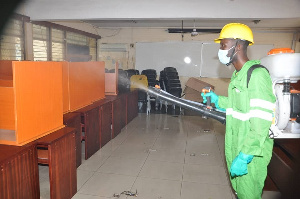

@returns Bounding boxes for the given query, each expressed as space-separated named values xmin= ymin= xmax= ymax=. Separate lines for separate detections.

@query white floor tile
xmin=139 ymin=160 xmax=184 ymax=181
xmin=183 ymin=164 xmax=229 ymax=185
xmin=78 ymin=173 xmax=136 ymax=197
xmin=94 ymin=141 xmax=115 ymax=157
xmin=153 ymin=136 xmax=187 ymax=150
xmin=77 ymin=169 xmax=94 ymax=190
xmin=181 ymin=181 xmax=234 ymax=199
xmin=72 ymin=193 xmax=114 ymax=199
xmin=111 ymin=143 xmax=150 ymax=161
xmin=131 ymin=177 xmax=182 ymax=199
xmin=122 ymin=133 xmax=158 ymax=147
xmin=185 ymin=140 xmax=224 ymax=166
xmin=78 ymin=153 xmax=110 ymax=171
xmin=147 ymin=148 xmax=185 ymax=163
xmin=97 ymin=156 xmax=146 ymax=176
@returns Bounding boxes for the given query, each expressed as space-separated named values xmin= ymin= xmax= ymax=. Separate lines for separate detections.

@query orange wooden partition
xmin=0 ymin=60 xmax=13 ymax=80
xmin=62 ymin=61 xmax=70 ymax=113
xmin=68 ymin=61 xmax=105 ymax=111
xmin=105 ymin=62 xmax=118 ymax=95
xmin=0 ymin=61 xmax=64 ymax=146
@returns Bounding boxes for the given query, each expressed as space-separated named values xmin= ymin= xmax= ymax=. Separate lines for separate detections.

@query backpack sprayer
xmin=261 ymin=49 xmax=300 ymax=138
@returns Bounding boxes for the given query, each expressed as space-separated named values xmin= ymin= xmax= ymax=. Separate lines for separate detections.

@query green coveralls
xmin=218 ymin=60 xmax=276 ymax=199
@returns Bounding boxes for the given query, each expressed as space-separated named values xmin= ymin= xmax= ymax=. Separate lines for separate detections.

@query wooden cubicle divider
xmin=0 ymin=60 xmax=13 ymax=87
xmin=0 ymin=61 xmax=64 ymax=146
xmin=105 ymin=62 xmax=118 ymax=95
xmin=62 ymin=61 xmax=70 ymax=113
xmin=0 ymin=60 xmax=13 ymax=79
xmin=68 ymin=61 xmax=105 ymax=111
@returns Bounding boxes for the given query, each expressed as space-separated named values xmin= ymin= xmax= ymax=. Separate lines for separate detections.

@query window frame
xmin=0 ymin=14 xmax=29 ymax=60
xmin=32 ymin=21 xmax=100 ymax=61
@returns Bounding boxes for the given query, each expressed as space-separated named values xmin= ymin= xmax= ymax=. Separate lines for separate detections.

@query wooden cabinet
xmin=75 ymin=105 xmax=100 ymax=160
xmin=127 ymin=90 xmax=138 ymax=124
xmin=0 ymin=143 xmax=39 ymax=199
xmin=37 ymin=127 xmax=77 ymax=199
xmin=100 ymin=101 xmax=112 ymax=147
xmin=63 ymin=112 xmax=82 ymax=167
xmin=110 ymin=96 xmax=123 ymax=138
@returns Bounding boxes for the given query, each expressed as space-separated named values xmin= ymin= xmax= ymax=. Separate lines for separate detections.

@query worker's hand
xmin=201 ymin=91 xmax=225 ymax=111
xmin=201 ymin=91 xmax=219 ymax=104
xmin=230 ymin=152 xmax=254 ymax=177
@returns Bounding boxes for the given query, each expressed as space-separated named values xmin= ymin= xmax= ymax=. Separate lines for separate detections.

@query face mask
xmin=218 ymin=46 xmax=235 ymax=65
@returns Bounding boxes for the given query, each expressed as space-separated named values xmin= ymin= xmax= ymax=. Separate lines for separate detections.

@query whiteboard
xmin=136 ymin=42 xmax=274 ymax=78
xmin=136 ymin=42 xmax=202 ymax=77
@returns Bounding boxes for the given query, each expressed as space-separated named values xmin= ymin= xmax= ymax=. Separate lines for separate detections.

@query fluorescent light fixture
xmin=184 ymin=57 xmax=191 ymax=64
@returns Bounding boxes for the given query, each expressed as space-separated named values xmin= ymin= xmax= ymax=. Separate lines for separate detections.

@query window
xmin=33 ymin=24 xmax=49 ymax=61
xmin=66 ymin=32 xmax=97 ymax=61
xmin=51 ymin=28 xmax=65 ymax=61
xmin=0 ymin=18 xmax=24 ymax=60
xmin=89 ymin=38 xmax=97 ymax=61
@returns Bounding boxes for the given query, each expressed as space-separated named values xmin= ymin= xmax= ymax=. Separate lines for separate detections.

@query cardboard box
xmin=183 ymin=78 xmax=215 ymax=116
xmin=184 ymin=78 xmax=214 ymax=102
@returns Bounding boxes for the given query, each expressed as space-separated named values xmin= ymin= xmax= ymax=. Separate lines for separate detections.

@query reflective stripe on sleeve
xmin=227 ymin=108 xmax=273 ymax=121
xmin=250 ymin=99 xmax=275 ymax=111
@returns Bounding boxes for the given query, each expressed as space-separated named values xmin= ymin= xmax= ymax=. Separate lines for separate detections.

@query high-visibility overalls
xmin=218 ymin=60 xmax=276 ymax=199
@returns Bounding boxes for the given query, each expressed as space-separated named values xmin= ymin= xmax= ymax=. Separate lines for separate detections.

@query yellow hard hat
xmin=215 ymin=23 xmax=254 ymax=45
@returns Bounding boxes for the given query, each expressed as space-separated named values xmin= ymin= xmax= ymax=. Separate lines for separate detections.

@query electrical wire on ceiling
xmin=81 ymin=20 xmax=122 ymax=38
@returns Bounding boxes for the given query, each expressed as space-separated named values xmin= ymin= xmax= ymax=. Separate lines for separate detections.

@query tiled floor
xmin=39 ymin=113 xmax=281 ymax=199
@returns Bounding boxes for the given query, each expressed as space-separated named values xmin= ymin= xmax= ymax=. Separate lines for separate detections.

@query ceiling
xmin=84 ymin=19 xmax=300 ymax=30
xmin=19 ymin=0 xmax=300 ymax=31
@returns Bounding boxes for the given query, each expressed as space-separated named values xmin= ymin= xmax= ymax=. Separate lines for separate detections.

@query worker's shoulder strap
xmin=247 ymin=64 xmax=269 ymax=88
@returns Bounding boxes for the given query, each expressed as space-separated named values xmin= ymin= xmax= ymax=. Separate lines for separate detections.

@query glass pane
xmin=52 ymin=42 xmax=64 ymax=61
xmin=0 ymin=19 xmax=24 ymax=60
xmin=52 ymin=28 xmax=64 ymax=42
xmin=51 ymin=28 xmax=65 ymax=61
xmin=89 ymin=38 xmax=96 ymax=61
xmin=33 ymin=39 xmax=48 ymax=61
xmin=33 ymin=24 xmax=49 ymax=61
xmin=33 ymin=24 xmax=49 ymax=40
xmin=66 ymin=32 xmax=88 ymax=46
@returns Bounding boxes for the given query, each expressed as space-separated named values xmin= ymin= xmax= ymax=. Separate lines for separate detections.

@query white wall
xmin=51 ymin=21 xmax=300 ymax=69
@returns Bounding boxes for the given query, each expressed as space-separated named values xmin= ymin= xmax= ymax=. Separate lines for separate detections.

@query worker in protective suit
xmin=201 ymin=23 xmax=276 ymax=199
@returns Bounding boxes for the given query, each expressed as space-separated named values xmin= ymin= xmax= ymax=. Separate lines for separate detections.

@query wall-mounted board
xmin=136 ymin=41 xmax=274 ymax=78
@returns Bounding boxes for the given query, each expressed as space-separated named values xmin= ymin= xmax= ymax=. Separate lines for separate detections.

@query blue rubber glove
xmin=201 ymin=91 xmax=219 ymax=104
xmin=201 ymin=91 xmax=225 ymax=111
xmin=230 ymin=152 xmax=254 ymax=177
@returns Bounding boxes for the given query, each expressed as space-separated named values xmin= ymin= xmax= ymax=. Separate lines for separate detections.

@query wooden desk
xmin=100 ymin=101 xmax=112 ymax=147
xmin=37 ymin=127 xmax=77 ymax=199
xmin=92 ymin=98 xmax=113 ymax=148
xmin=127 ymin=90 xmax=138 ymax=124
xmin=106 ymin=91 xmax=138 ymax=138
xmin=74 ymin=105 xmax=100 ymax=159
xmin=106 ymin=95 xmax=123 ymax=138
xmin=63 ymin=112 xmax=82 ymax=167
xmin=0 ymin=143 xmax=39 ymax=199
